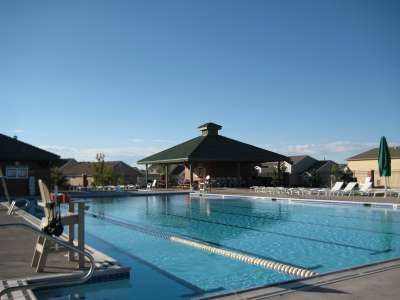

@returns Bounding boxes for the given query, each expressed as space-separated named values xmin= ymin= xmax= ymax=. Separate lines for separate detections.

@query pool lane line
xmin=86 ymin=211 xmax=311 ymax=269
xmin=190 ymin=195 xmax=400 ymax=224
xmin=153 ymin=198 xmax=400 ymax=237
xmin=156 ymin=211 xmax=390 ymax=254
xmin=86 ymin=212 xmax=318 ymax=278
xmin=105 ymin=204 xmax=389 ymax=254
xmin=198 ymin=198 xmax=400 ymax=232
xmin=188 ymin=203 xmax=400 ymax=236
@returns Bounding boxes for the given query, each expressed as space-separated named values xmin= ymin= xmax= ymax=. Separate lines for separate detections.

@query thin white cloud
xmin=13 ymin=129 xmax=25 ymax=133
xmin=266 ymin=140 xmax=399 ymax=162
xmin=40 ymin=145 xmax=164 ymax=164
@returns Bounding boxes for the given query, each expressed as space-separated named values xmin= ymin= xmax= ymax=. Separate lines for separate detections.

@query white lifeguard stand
xmin=31 ymin=180 xmax=86 ymax=272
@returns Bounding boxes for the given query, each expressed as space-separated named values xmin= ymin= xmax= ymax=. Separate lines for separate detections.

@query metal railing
xmin=0 ymin=223 xmax=95 ymax=298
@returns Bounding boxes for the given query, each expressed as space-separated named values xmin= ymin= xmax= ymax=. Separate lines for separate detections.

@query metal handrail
xmin=0 ymin=223 xmax=96 ymax=297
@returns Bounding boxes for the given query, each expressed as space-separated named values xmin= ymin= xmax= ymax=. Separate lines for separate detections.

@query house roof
xmin=309 ymin=160 xmax=334 ymax=171
xmin=55 ymin=158 xmax=77 ymax=168
xmin=289 ymin=155 xmax=309 ymax=164
xmin=61 ymin=161 xmax=142 ymax=177
xmin=347 ymin=147 xmax=400 ymax=161
xmin=0 ymin=133 xmax=60 ymax=161
xmin=301 ymin=160 xmax=337 ymax=175
xmin=138 ymin=134 xmax=288 ymax=164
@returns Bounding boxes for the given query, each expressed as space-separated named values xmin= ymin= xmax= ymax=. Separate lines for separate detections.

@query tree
xmin=330 ymin=164 xmax=339 ymax=188
xmin=92 ymin=153 xmax=122 ymax=186
xmin=330 ymin=164 xmax=354 ymax=185
xmin=339 ymin=166 xmax=354 ymax=184
xmin=309 ymin=169 xmax=321 ymax=187
xmin=271 ymin=162 xmax=288 ymax=186
xmin=50 ymin=167 xmax=67 ymax=189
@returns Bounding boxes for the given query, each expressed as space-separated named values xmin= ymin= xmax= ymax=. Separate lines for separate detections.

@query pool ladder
xmin=0 ymin=223 xmax=96 ymax=299
xmin=7 ymin=199 xmax=31 ymax=216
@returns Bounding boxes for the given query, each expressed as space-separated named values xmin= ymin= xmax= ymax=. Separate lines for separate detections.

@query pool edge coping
xmin=197 ymin=257 xmax=400 ymax=300
xmin=190 ymin=192 xmax=399 ymax=209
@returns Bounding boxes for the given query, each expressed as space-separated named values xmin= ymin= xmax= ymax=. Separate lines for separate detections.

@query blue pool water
xmin=36 ymin=194 xmax=400 ymax=299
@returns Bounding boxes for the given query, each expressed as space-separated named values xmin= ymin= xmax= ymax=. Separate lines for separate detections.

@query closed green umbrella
xmin=378 ymin=136 xmax=391 ymax=196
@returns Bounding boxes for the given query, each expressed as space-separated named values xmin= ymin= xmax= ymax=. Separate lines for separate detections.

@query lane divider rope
xmin=87 ymin=212 xmax=318 ymax=278
xmin=169 ymin=236 xmax=318 ymax=278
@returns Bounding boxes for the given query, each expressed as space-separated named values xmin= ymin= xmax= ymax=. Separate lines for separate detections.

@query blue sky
xmin=1 ymin=0 xmax=399 ymax=166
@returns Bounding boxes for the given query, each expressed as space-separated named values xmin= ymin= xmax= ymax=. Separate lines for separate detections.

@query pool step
xmin=0 ymin=280 xmax=36 ymax=300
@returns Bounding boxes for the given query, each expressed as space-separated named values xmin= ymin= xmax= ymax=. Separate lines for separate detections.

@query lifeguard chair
xmin=31 ymin=180 xmax=86 ymax=272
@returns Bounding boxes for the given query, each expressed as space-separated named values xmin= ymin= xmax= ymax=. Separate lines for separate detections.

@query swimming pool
xmin=36 ymin=194 xmax=400 ymax=299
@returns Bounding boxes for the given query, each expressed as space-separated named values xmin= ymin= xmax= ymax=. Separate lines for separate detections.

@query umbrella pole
xmin=384 ymin=177 xmax=387 ymax=198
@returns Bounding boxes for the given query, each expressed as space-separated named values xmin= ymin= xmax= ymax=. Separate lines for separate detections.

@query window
xmin=6 ymin=166 xmax=29 ymax=178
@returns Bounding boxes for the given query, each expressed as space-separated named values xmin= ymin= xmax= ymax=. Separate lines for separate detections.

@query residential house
xmin=289 ymin=155 xmax=338 ymax=187
xmin=61 ymin=161 xmax=143 ymax=187
xmin=347 ymin=147 xmax=400 ymax=188
xmin=0 ymin=133 xmax=60 ymax=197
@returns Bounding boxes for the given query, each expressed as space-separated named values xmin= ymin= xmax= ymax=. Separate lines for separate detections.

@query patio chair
xmin=339 ymin=182 xmax=358 ymax=198
xmin=316 ymin=182 xmax=344 ymax=196
xmin=298 ymin=188 xmax=319 ymax=196
xmin=147 ymin=179 xmax=157 ymax=190
xmin=385 ymin=189 xmax=400 ymax=198
xmin=357 ymin=181 xmax=373 ymax=196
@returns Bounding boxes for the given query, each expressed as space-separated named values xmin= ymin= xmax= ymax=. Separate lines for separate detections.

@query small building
xmin=138 ymin=122 xmax=289 ymax=188
xmin=300 ymin=160 xmax=338 ymax=187
xmin=60 ymin=160 xmax=143 ymax=187
xmin=0 ymin=133 xmax=60 ymax=197
xmin=347 ymin=147 xmax=400 ymax=188
xmin=259 ymin=155 xmax=338 ymax=187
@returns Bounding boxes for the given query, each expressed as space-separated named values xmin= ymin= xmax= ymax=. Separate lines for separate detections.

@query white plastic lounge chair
xmin=359 ymin=177 xmax=371 ymax=190
xmin=250 ymin=186 xmax=261 ymax=192
xmin=317 ymin=182 xmax=344 ymax=196
xmin=339 ymin=182 xmax=358 ymax=198
xmin=147 ymin=180 xmax=157 ymax=190
xmin=357 ymin=181 xmax=373 ymax=196
xmin=372 ymin=189 xmax=386 ymax=197
xmin=303 ymin=188 xmax=320 ymax=196
xmin=385 ymin=189 xmax=400 ymax=198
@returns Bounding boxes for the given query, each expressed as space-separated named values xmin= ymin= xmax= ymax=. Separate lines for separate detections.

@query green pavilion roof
xmin=138 ymin=124 xmax=288 ymax=164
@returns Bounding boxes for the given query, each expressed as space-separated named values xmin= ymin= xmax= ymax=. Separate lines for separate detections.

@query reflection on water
xmin=99 ymin=194 xmax=291 ymax=243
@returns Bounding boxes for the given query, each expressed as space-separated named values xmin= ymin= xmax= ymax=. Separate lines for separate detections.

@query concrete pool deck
xmin=0 ymin=203 xmax=130 ymax=300
xmin=205 ymin=258 xmax=400 ymax=300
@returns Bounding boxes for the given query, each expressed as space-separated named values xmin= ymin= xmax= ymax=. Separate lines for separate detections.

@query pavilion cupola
xmin=198 ymin=122 xmax=222 ymax=136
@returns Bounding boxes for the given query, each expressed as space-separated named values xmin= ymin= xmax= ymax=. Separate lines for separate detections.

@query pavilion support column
xmin=237 ymin=162 xmax=241 ymax=187
xmin=165 ymin=164 xmax=168 ymax=190
xmin=145 ymin=164 xmax=148 ymax=185
xmin=189 ymin=163 xmax=193 ymax=190
xmin=277 ymin=161 xmax=282 ymax=186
